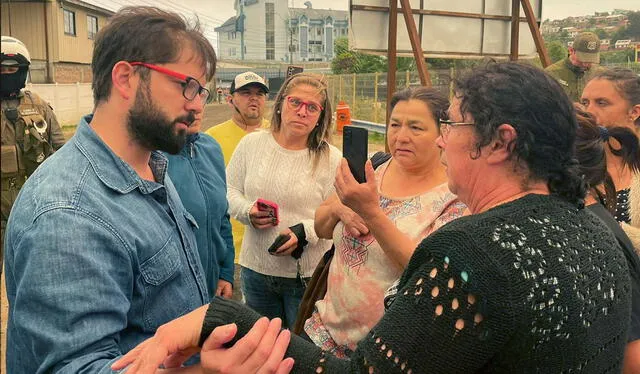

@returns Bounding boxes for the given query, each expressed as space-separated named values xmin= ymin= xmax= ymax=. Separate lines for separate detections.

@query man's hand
xmin=110 ymin=305 xmax=208 ymax=373
xmin=216 ymin=280 xmax=233 ymax=299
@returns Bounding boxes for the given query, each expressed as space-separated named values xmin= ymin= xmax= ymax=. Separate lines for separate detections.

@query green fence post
xmin=374 ymin=72 xmax=379 ymax=123
xmin=352 ymin=73 xmax=356 ymax=116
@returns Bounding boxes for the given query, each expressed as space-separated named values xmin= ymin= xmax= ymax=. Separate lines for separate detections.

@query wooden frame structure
xmin=352 ymin=0 xmax=549 ymax=123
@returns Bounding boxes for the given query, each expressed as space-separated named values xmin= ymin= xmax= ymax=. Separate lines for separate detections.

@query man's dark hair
xmin=454 ymin=61 xmax=586 ymax=206
xmin=389 ymin=87 xmax=449 ymax=130
xmin=91 ymin=6 xmax=217 ymax=106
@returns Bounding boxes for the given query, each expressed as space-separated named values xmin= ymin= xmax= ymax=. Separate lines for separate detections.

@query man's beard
xmin=127 ymin=82 xmax=195 ymax=155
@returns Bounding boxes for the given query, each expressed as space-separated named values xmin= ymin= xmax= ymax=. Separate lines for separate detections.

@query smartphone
xmin=267 ymin=233 xmax=291 ymax=254
xmin=257 ymin=198 xmax=279 ymax=225
xmin=286 ymin=65 xmax=304 ymax=78
xmin=343 ymin=126 xmax=368 ymax=183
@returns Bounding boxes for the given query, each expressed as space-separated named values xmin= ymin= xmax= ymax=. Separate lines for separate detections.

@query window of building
xmin=266 ymin=50 xmax=275 ymax=60
xmin=87 ymin=15 xmax=98 ymax=40
xmin=64 ymin=9 xmax=76 ymax=36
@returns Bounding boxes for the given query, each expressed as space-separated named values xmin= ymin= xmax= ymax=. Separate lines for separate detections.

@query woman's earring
xmin=276 ymin=110 xmax=281 ymax=114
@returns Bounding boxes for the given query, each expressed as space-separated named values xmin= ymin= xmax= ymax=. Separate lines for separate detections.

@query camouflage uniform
xmin=1 ymin=89 xmax=65 ymax=267
xmin=545 ymin=58 xmax=606 ymax=102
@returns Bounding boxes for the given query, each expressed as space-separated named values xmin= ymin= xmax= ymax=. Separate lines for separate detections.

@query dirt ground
xmin=0 ymin=102 xmax=386 ymax=373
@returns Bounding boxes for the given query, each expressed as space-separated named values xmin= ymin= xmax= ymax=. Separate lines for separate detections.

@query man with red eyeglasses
xmin=2 ymin=6 xmax=271 ymax=374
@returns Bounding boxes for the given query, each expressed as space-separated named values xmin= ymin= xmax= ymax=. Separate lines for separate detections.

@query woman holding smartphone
xmin=224 ymin=73 xmax=341 ymax=329
xmin=304 ymin=87 xmax=467 ymax=357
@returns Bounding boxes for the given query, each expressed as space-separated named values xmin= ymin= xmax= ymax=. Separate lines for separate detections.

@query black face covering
xmin=0 ymin=67 xmax=28 ymax=97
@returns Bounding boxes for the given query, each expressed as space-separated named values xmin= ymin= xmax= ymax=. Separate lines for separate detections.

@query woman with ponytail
xmin=574 ymin=106 xmax=640 ymax=373
xmin=581 ymin=68 xmax=640 ymax=250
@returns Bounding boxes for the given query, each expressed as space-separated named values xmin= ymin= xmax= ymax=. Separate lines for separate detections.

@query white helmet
xmin=1 ymin=36 xmax=31 ymax=67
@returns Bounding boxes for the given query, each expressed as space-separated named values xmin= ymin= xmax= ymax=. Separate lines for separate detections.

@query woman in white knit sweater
xmin=225 ymin=73 xmax=341 ymax=329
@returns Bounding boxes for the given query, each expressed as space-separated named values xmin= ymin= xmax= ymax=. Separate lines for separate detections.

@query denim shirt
xmin=4 ymin=115 xmax=209 ymax=374
xmin=165 ymin=133 xmax=235 ymax=296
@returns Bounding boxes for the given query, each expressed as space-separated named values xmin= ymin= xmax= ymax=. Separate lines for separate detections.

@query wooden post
xmin=374 ymin=71 xmax=379 ymax=123
xmin=521 ymin=0 xmax=551 ymax=67
xmin=385 ymin=0 xmax=398 ymax=152
xmin=386 ymin=0 xmax=397 ymax=126
xmin=510 ymin=0 xmax=520 ymax=61
xmin=339 ymin=75 xmax=343 ymax=100
xmin=399 ymin=0 xmax=431 ymax=86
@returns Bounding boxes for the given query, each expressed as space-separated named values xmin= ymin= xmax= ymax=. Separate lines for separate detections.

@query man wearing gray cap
xmin=546 ymin=32 xmax=606 ymax=101
xmin=205 ymin=71 xmax=269 ymax=299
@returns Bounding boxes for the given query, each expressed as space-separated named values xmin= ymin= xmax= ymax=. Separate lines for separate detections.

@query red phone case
xmin=257 ymin=198 xmax=279 ymax=225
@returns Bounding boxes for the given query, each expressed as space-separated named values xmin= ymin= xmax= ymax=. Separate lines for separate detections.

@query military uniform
xmin=1 ymin=89 xmax=65 ymax=262
xmin=545 ymin=58 xmax=606 ymax=102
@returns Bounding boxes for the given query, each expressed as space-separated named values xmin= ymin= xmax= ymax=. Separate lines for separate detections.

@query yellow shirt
xmin=206 ymin=118 xmax=270 ymax=262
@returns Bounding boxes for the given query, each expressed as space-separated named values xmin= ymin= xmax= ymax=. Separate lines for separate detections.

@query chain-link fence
xmin=326 ymin=63 xmax=640 ymax=123
xmin=326 ymin=68 xmax=468 ymax=123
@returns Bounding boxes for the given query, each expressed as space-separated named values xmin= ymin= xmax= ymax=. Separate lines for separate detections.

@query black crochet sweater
xmin=203 ymin=194 xmax=631 ymax=373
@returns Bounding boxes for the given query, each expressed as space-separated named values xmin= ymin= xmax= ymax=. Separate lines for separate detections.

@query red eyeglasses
xmin=129 ymin=62 xmax=211 ymax=104
xmin=285 ymin=96 xmax=323 ymax=115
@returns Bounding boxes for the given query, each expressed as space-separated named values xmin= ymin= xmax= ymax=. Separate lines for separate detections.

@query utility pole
xmin=238 ymin=0 xmax=245 ymax=60
xmin=289 ymin=21 xmax=294 ymax=63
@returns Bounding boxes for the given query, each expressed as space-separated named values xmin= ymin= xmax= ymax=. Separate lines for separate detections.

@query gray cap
xmin=230 ymin=71 xmax=268 ymax=93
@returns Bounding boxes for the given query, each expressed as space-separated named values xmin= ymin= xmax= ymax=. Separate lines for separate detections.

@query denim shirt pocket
xmin=139 ymin=234 xmax=189 ymax=329
xmin=140 ymin=236 xmax=181 ymax=285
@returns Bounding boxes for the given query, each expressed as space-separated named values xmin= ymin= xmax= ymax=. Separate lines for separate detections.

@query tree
xmin=594 ymin=28 xmax=609 ymax=40
xmin=331 ymin=37 xmax=408 ymax=74
xmin=396 ymin=57 xmax=416 ymax=71
xmin=611 ymin=26 xmax=628 ymax=44
xmin=600 ymin=49 xmax=635 ymax=64
xmin=545 ymin=40 xmax=567 ymax=63
xmin=626 ymin=11 xmax=640 ymax=39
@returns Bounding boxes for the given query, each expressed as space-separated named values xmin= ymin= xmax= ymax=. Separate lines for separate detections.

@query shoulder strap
xmin=370 ymin=151 xmax=391 ymax=169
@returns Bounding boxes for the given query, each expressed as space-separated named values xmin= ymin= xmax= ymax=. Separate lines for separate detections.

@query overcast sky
xmin=87 ymin=0 xmax=640 ymax=52
xmin=205 ymin=0 xmax=640 ymax=24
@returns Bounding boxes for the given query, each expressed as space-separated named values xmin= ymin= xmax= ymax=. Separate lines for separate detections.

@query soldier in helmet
xmin=1 ymin=36 xmax=65 ymax=271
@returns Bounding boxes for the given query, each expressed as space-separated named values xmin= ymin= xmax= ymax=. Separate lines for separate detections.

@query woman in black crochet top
xmin=113 ymin=62 xmax=632 ymax=374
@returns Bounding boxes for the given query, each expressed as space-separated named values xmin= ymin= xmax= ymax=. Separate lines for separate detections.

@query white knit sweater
xmin=226 ymin=130 xmax=342 ymax=278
